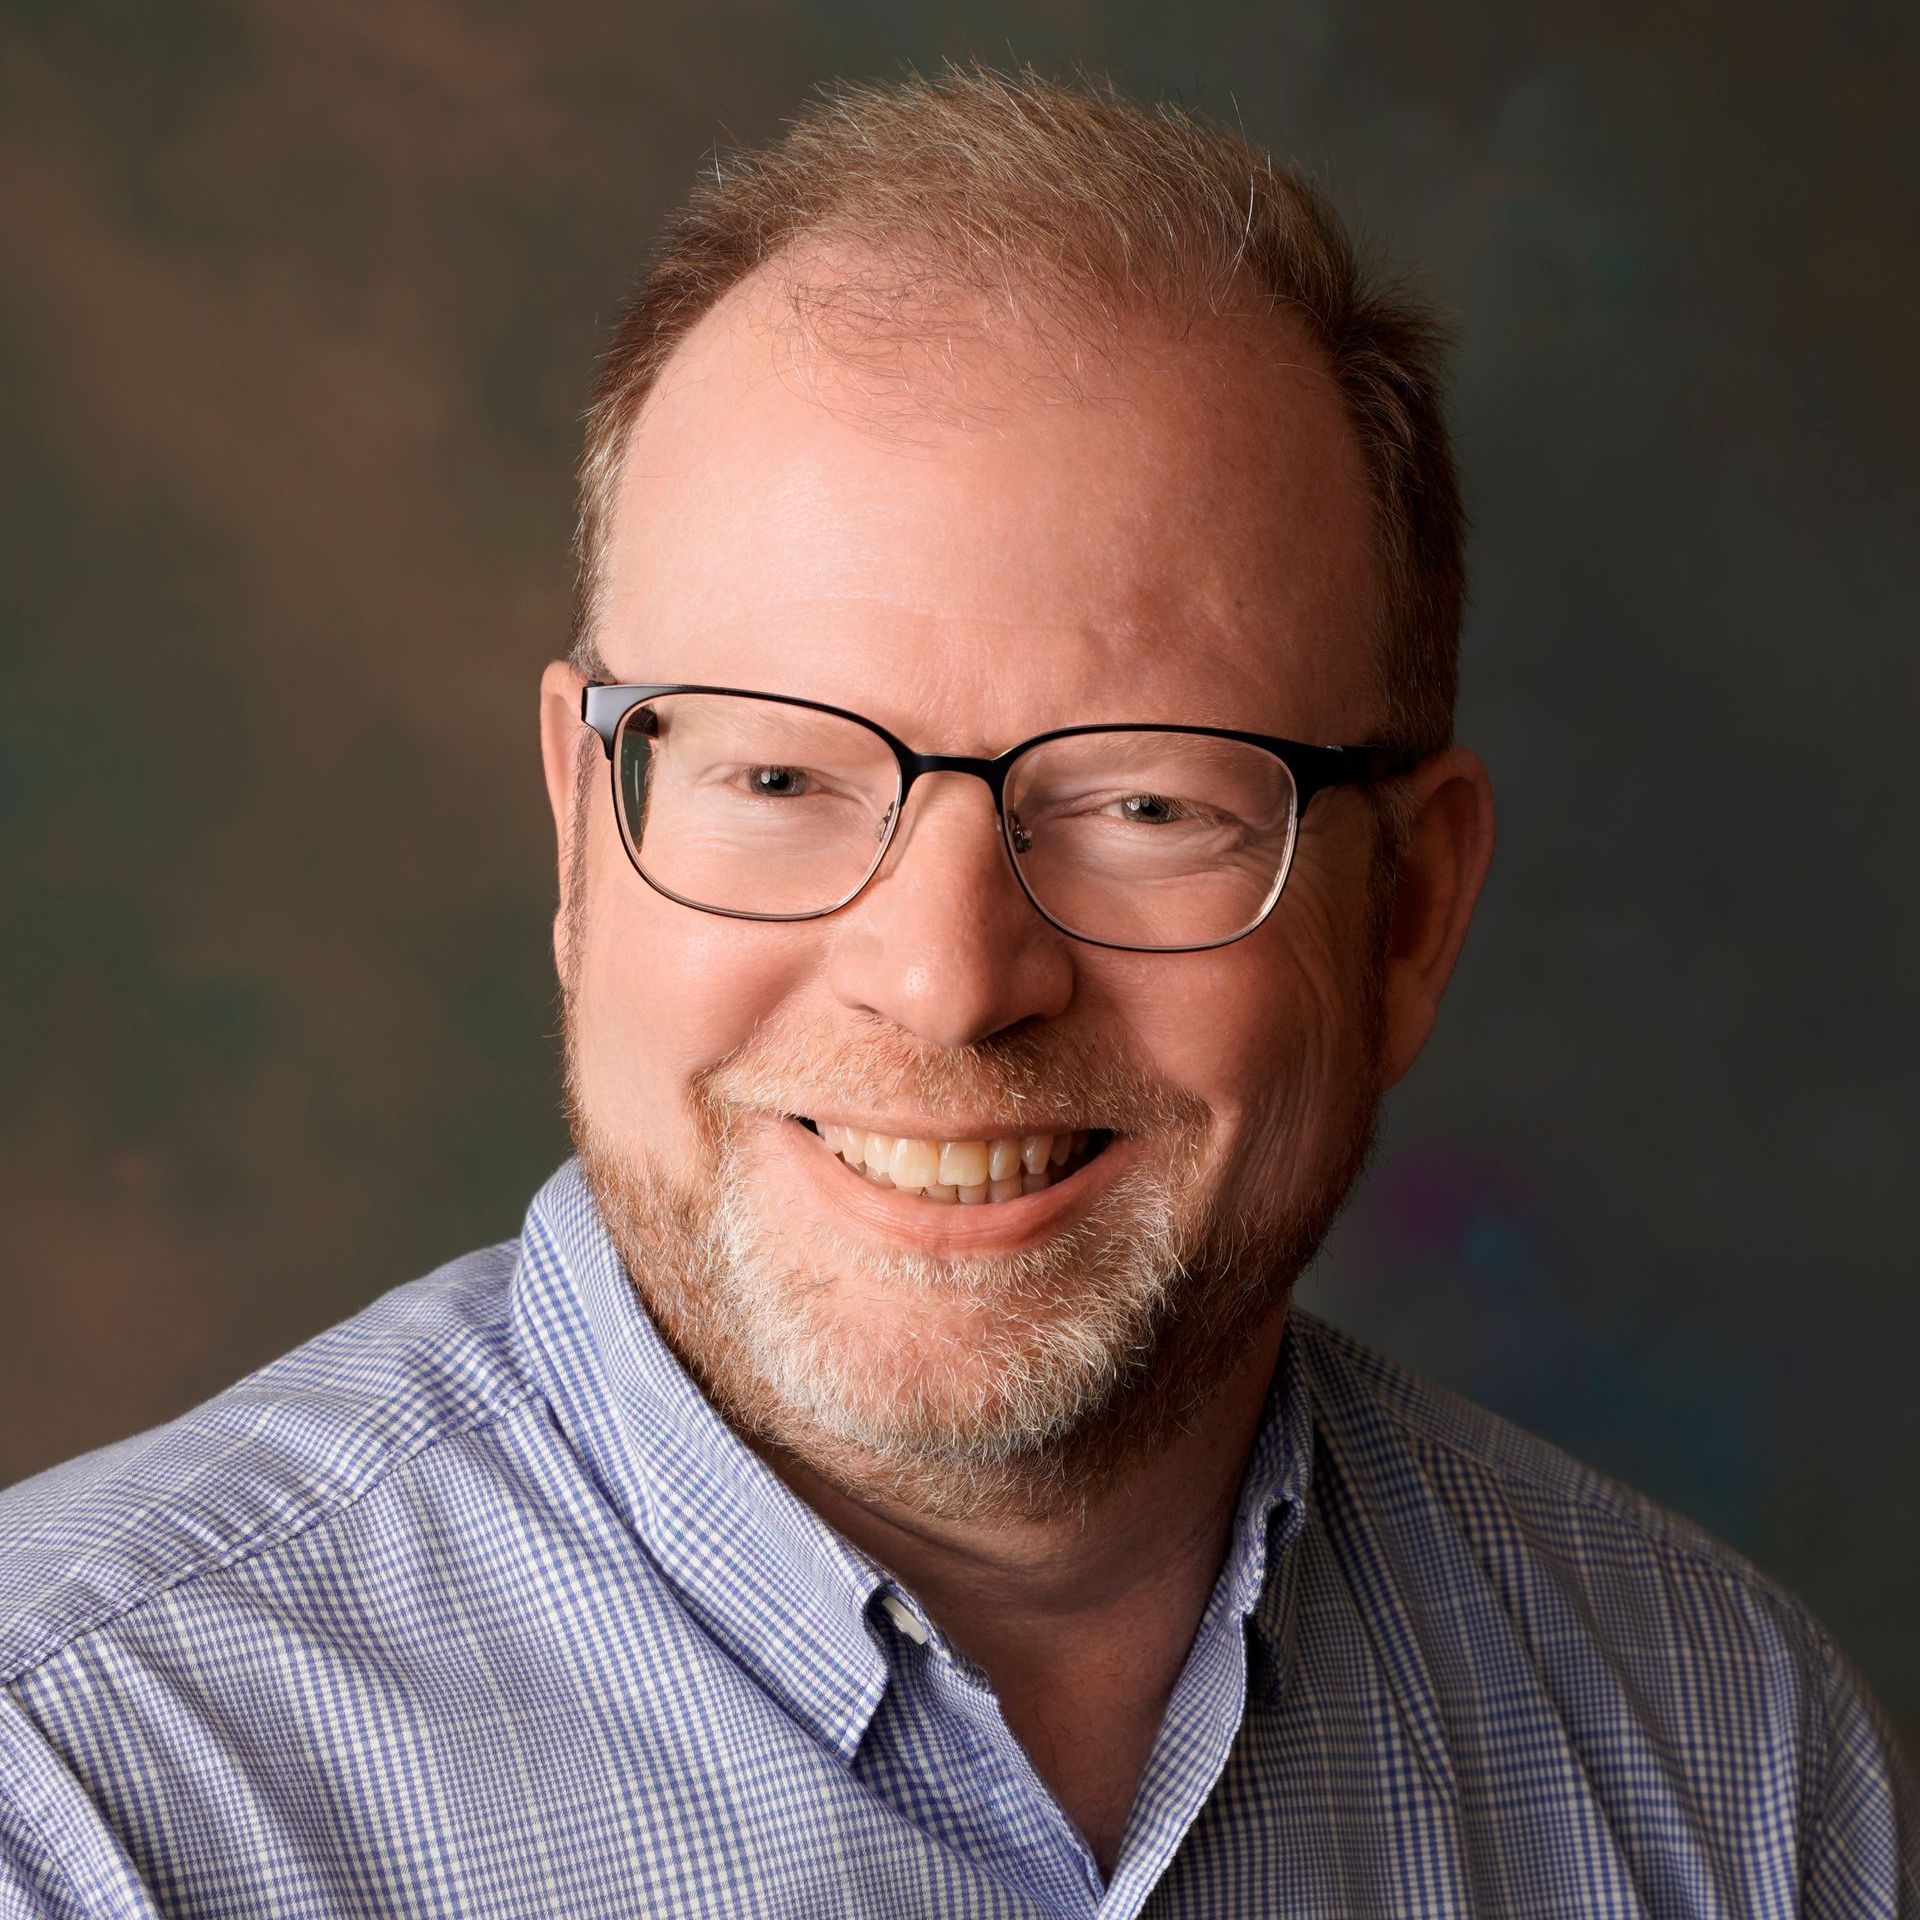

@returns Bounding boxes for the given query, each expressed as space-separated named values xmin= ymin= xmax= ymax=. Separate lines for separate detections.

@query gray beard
xmin=562 ymin=1001 xmax=1386 ymax=1528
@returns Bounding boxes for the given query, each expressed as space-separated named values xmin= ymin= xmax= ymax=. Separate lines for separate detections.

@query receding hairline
xmin=568 ymin=59 xmax=1463 ymax=763
xmin=593 ymin=235 xmax=1372 ymax=628
xmin=637 ymin=223 xmax=1344 ymax=432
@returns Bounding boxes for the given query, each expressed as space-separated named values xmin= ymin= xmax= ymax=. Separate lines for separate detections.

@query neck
xmin=765 ymin=1307 xmax=1286 ymax=1625
xmin=755 ymin=1303 xmax=1291 ymax=1876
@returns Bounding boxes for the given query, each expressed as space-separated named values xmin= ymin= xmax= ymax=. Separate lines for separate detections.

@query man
xmin=1 ymin=58 xmax=1912 ymax=1919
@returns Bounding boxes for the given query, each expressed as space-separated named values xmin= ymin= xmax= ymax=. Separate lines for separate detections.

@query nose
xmin=825 ymin=772 xmax=1074 ymax=1049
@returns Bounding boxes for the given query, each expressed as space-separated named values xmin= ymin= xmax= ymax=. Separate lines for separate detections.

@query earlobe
xmin=1378 ymin=747 xmax=1496 ymax=1089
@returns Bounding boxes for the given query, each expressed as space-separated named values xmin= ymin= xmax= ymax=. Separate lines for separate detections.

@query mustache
xmin=694 ymin=1008 xmax=1207 ymax=1137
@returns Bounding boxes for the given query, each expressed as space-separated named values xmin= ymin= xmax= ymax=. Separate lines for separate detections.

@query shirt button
xmin=878 ymin=1592 xmax=930 ymax=1644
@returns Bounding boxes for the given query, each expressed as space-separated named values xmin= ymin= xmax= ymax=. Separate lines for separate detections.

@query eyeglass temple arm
xmin=582 ymin=683 xmax=680 ymax=756
xmin=1290 ymin=744 xmax=1420 ymax=810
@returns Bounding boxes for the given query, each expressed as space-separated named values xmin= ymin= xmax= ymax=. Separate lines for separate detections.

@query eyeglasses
xmin=581 ymin=682 xmax=1414 ymax=954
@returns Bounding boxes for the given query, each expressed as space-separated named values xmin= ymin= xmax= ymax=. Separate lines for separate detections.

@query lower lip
xmin=766 ymin=1117 xmax=1133 ymax=1252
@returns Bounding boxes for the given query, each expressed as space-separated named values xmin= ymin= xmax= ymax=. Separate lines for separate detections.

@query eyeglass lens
xmin=615 ymin=692 xmax=1300 ymax=950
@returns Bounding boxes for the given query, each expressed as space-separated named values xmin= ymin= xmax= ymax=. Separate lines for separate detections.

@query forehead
xmin=594 ymin=263 xmax=1382 ymax=751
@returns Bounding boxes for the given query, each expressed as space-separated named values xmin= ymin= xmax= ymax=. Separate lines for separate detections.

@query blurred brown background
xmin=1 ymin=1 xmax=1914 ymax=1756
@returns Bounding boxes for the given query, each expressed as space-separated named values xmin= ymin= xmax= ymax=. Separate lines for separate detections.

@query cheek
xmin=571 ymin=859 xmax=814 ymax=1171
xmin=1118 ymin=954 xmax=1316 ymax=1123
xmin=1094 ymin=858 xmax=1373 ymax=1158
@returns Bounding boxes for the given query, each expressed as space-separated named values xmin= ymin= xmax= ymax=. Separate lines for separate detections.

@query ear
xmin=539 ymin=658 xmax=591 ymax=977
xmin=1377 ymin=746 xmax=1496 ymax=1089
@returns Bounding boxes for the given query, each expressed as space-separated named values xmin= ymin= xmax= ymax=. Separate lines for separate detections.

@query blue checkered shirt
xmin=1 ymin=1157 xmax=1914 ymax=1916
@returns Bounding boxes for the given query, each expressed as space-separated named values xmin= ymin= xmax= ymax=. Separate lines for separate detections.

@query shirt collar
xmin=1234 ymin=1312 xmax=1317 ymax=1703
xmin=509 ymin=1157 xmax=892 ymax=1763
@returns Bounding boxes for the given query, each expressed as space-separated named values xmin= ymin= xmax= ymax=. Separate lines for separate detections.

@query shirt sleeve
xmin=0 ymin=1692 xmax=161 ymax=1920
xmin=1801 ymin=1629 xmax=1920 ymax=1918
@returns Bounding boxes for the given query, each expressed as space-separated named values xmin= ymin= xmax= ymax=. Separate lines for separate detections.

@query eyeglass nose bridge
xmin=895 ymin=747 xmax=1018 ymax=796
xmin=876 ymin=748 xmax=1028 ymax=878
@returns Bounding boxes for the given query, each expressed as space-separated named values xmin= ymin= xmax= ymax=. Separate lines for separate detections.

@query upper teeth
xmin=814 ymin=1124 xmax=1092 ymax=1204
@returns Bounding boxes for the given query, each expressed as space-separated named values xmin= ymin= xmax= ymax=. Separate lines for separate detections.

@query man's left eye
xmin=746 ymin=766 xmax=810 ymax=797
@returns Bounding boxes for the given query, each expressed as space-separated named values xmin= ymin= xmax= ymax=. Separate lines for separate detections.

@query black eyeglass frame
xmin=581 ymin=680 xmax=1417 ymax=954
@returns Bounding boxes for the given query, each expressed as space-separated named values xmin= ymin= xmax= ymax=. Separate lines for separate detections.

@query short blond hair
xmin=570 ymin=57 xmax=1464 ymax=761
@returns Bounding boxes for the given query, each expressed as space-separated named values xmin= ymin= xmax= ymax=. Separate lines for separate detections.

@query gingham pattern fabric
xmin=1 ymin=1158 xmax=1913 ymax=1917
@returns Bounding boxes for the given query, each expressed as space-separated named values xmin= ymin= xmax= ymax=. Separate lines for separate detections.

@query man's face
xmin=543 ymin=274 xmax=1396 ymax=1520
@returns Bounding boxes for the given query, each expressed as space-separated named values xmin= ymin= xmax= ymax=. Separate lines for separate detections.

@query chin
xmin=579 ymin=1110 xmax=1289 ymax=1521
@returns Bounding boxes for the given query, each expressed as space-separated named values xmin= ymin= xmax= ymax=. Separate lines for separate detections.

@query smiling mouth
xmin=791 ymin=1117 xmax=1115 ymax=1204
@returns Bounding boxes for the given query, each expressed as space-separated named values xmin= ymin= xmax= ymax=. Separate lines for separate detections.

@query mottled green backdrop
xmin=2 ymin=0 xmax=1914 ymax=1753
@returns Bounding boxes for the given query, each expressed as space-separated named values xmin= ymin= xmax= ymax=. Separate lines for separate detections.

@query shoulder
xmin=1288 ymin=1313 xmax=1920 ymax=1893
xmin=1291 ymin=1306 xmax=1823 ymax=1651
xmin=0 ymin=1236 xmax=534 ymax=1686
